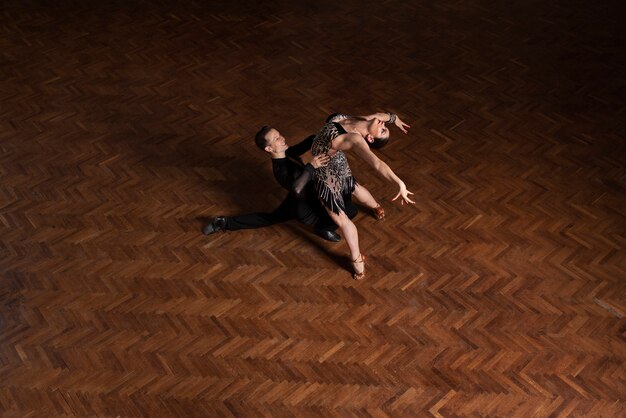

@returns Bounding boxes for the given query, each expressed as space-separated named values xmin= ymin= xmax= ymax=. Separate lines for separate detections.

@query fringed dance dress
xmin=311 ymin=114 xmax=356 ymax=214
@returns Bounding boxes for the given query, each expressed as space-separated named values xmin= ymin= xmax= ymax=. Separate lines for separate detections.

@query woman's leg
xmin=352 ymin=184 xmax=385 ymax=220
xmin=325 ymin=207 xmax=364 ymax=275
xmin=351 ymin=183 xmax=378 ymax=209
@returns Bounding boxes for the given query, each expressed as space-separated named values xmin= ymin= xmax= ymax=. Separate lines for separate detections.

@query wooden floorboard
xmin=1 ymin=0 xmax=625 ymax=416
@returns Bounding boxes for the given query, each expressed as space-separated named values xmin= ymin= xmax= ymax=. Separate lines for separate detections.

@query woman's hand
xmin=394 ymin=116 xmax=411 ymax=134
xmin=392 ymin=183 xmax=415 ymax=205
xmin=311 ymin=154 xmax=331 ymax=169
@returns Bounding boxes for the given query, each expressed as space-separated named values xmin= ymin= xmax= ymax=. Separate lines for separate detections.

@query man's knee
xmin=295 ymin=203 xmax=317 ymax=225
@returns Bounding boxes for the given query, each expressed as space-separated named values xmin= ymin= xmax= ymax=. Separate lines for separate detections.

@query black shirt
xmin=271 ymin=134 xmax=316 ymax=199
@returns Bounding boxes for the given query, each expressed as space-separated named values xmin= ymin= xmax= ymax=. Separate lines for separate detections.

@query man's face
xmin=264 ymin=128 xmax=288 ymax=153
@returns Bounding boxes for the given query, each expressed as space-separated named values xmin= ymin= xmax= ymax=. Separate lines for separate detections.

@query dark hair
xmin=369 ymin=136 xmax=389 ymax=149
xmin=254 ymin=126 xmax=272 ymax=150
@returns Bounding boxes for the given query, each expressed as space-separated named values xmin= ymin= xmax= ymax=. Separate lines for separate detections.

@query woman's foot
xmin=372 ymin=205 xmax=385 ymax=220
xmin=352 ymin=254 xmax=366 ymax=280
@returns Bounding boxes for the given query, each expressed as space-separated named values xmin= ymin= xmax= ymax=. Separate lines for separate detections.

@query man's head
xmin=255 ymin=126 xmax=288 ymax=155
xmin=364 ymin=118 xmax=390 ymax=149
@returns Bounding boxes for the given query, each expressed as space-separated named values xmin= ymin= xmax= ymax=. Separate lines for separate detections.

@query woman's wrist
xmin=386 ymin=112 xmax=397 ymax=124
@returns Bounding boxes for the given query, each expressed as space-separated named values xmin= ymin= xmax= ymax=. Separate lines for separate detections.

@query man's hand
xmin=311 ymin=154 xmax=331 ymax=169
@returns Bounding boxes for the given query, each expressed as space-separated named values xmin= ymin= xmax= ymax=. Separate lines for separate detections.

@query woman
xmin=311 ymin=111 xmax=414 ymax=280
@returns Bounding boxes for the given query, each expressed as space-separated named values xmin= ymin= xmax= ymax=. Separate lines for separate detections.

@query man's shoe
xmin=202 ymin=217 xmax=227 ymax=235
xmin=315 ymin=228 xmax=341 ymax=242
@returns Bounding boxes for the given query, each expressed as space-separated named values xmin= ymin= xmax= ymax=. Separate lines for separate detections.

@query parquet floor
xmin=1 ymin=0 xmax=625 ymax=416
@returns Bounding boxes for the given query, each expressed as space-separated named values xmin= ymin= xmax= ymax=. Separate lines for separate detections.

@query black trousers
xmin=225 ymin=194 xmax=357 ymax=231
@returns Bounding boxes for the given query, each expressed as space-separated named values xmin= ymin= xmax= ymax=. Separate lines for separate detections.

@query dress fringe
xmin=314 ymin=175 xmax=357 ymax=215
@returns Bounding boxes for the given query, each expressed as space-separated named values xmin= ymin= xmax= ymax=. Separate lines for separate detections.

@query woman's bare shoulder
xmin=332 ymin=132 xmax=364 ymax=150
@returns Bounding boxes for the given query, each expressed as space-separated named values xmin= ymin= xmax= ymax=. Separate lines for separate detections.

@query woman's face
xmin=368 ymin=118 xmax=390 ymax=140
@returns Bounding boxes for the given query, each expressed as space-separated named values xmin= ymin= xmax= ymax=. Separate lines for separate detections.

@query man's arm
xmin=273 ymin=157 xmax=315 ymax=199
xmin=286 ymin=134 xmax=316 ymax=159
xmin=272 ymin=155 xmax=330 ymax=198
xmin=290 ymin=164 xmax=315 ymax=198
xmin=290 ymin=154 xmax=331 ymax=197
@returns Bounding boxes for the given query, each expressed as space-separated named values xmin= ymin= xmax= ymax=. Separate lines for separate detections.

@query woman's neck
xmin=342 ymin=119 xmax=367 ymax=136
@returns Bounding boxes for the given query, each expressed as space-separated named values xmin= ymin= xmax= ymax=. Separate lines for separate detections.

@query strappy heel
xmin=372 ymin=205 xmax=385 ymax=220
xmin=352 ymin=254 xmax=366 ymax=280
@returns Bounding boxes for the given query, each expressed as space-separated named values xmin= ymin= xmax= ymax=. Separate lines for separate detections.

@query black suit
xmin=224 ymin=135 xmax=357 ymax=231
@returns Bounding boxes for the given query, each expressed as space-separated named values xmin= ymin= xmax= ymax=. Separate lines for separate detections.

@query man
xmin=202 ymin=126 xmax=358 ymax=241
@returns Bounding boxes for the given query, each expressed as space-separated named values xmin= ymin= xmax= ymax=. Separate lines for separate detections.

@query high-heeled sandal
xmin=372 ymin=205 xmax=385 ymax=220
xmin=352 ymin=254 xmax=366 ymax=280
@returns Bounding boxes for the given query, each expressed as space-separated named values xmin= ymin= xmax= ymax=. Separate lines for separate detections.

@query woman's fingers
xmin=402 ymin=191 xmax=416 ymax=205
xmin=394 ymin=117 xmax=411 ymax=134
xmin=394 ymin=194 xmax=416 ymax=204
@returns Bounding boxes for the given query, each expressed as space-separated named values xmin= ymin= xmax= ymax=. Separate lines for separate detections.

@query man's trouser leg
xmin=224 ymin=196 xmax=296 ymax=230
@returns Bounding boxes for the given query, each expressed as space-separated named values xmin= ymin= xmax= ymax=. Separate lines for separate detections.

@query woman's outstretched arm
xmin=342 ymin=134 xmax=415 ymax=205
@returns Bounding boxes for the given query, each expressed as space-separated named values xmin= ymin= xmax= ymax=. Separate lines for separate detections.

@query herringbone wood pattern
xmin=1 ymin=0 xmax=625 ymax=416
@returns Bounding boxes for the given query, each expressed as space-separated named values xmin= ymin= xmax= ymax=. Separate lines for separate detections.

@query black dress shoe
xmin=202 ymin=217 xmax=227 ymax=235
xmin=315 ymin=228 xmax=341 ymax=242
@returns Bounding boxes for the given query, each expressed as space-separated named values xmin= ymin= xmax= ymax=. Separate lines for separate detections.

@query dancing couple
xmin=204 ymin=111 xmax=414 ymax=279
